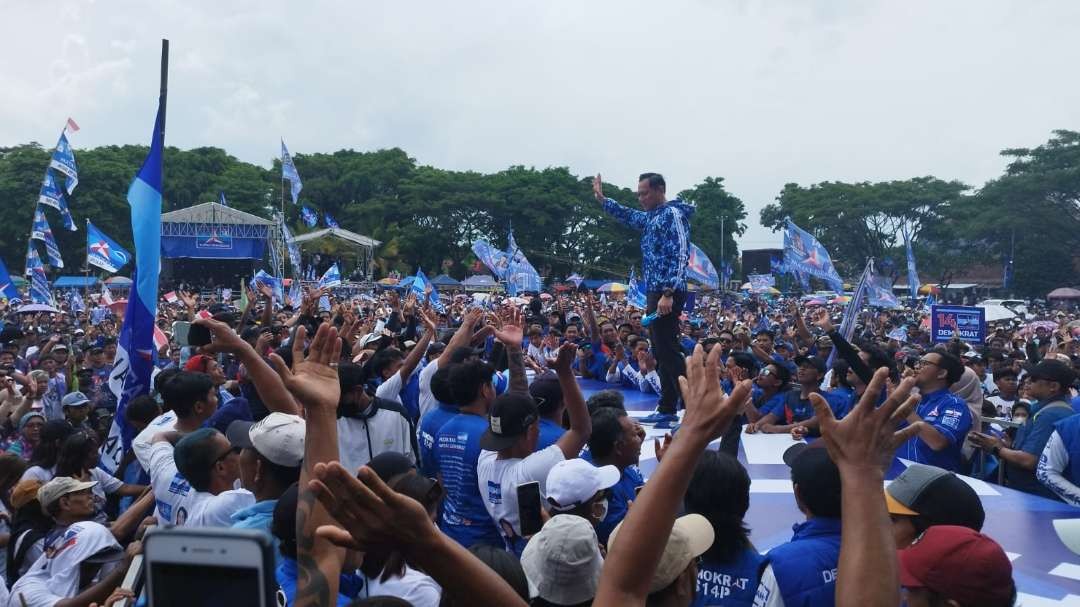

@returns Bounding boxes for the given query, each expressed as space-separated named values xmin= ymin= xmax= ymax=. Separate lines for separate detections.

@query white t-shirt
xmin=133 ymin=410 xmax=179 ymax=471
xmin=20 ymin=465 xmax=55 ymax=484
xmin=88 ymin=468 xmax=124 ymax=524
xmin=8 ymin=521 xmax=121 ymax=607
xmin=361 ymin=566 xmax=442 ymax=607
xmin=375 ymin=371 xmax=405 ymax=405
xmin=146 ymin=441 xmax=253 ymax=527
xmin=417 ymin=359 xmax=440 ymax=419
xmin=476 ymin=444 xmax=564 ymax=552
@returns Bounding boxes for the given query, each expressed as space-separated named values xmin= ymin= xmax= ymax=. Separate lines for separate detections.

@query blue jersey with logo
xmin=758 ymin=518 xmax=842 ymax=607
xmin=601 ymin=198 xmax=694 ymax=292
xmin=693 ymin=546 xmax=763 ymax=606
xmin=418 ymin=403 xmax=459 ymax=478
xmin=898 ymin=388 xmax=972 ymax=472
xmin=1054 ymin=413 xmax=1080 ymax=491
xmin=1010 ymin=399 xmax=1076 ymax=497
xmin=434 ymin=413 xmax=502 ymax=548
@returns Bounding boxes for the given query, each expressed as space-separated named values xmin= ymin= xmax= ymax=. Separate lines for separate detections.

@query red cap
xmin=898 ymin=526 xmax=1013 ymax=604
xmin=184 ymin=354 xmax=212 ymax=373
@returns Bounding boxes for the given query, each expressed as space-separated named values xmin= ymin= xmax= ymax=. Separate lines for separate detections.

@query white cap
xmin=358 ymin=333 xmax=382 ymax=349
xmin=1054 ymin=519 xmax=1080 ymax=555
xmin=227 ymin=412 xmax=305 ymax=467
xmin=520 ymin=515 xmax=604 ymax=605
xmin=544 ymin=458 xmax=620 ymax=512
xmin=609 ymin=513 xmax=714 ymax=593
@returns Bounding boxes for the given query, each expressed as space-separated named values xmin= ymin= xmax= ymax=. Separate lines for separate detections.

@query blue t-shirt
xmin=1052 ymin=413 xmax=1080 ymax=495
xmin=434 ymin=413 xmax=502 ymax=548
xmin=537 ymin=418 xmax=566 ymax=451
xmin=276 ymin=557 xmax=362 ymax=606
xmin=583 ymin=451 xmax=644 ymax=545
xmin=1010 ymin=398 xmax=1076 ymax=497
xmin=418 ymin=404 xmax=459 ymax=478
xmin=898 ymin=388 xmax=972 ymax=472
xmin=693 ymin=546 xmax=763 ymax=607
xmin=230 ymin=500 xmax=280 ymax=570
xmin=400 ymin=366 xmax=423 ymax=422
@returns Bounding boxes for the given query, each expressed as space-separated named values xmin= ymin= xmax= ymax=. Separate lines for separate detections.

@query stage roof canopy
xmin=291 ymin=227 xmax=381 ymax=249
xmin=161 ymin=202 xmax=274 ymax=226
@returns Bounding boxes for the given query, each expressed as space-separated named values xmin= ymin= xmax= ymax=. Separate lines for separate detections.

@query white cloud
xmin=1 ymin=0 xmax=1079 ymax=249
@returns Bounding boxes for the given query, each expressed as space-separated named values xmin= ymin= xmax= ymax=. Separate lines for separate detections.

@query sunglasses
xmin=215 ymin=445 xmax=242 ymax=464
xmin=758 ymin=368 xmax=775 ymax=378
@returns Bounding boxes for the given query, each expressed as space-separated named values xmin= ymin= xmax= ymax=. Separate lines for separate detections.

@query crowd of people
xmin=0 ymin=173 xmax=1074 ymax=605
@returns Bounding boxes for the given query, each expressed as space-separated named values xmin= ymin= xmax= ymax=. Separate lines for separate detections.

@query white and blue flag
xmin=300 ymin=205 xmax=318 ymax=228
xmin=38 ymin=170 xmax=65 ymax=210
xmin=24 ymin=241 xmax=42 ymax=276
xmin=319 ymin=263 xmax=342 ymax=289
xmin=219 ymin=191 xmax=229 ymax=207
xmin=49 ymin=132 xmax=79 ymax=194
xmin=252 ymin=270 xmax=284 ymax=303
xmin=324 ymin=212 xmax=339 ymax=229
xmin=281 ymin=139 xmax=303 ymax=205
xmin=87 ymin=220 xmax=131 ymax=273
xmin=280 ymin=218 xmax=302 ymax=277
xmin=29 ymin=267 xmax=51 ymax=304
xmin=902 ymin=225 xmax=919 ymax=300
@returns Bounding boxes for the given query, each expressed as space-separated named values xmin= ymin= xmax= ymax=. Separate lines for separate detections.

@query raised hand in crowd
xmin=809 ymin=369 xmax=922 ymax=607
xmin=195 ymin=316 xmax=299 ymax=414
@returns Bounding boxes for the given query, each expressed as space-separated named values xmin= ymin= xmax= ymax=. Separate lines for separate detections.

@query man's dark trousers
xmin=646 ymin=290 xmax=687 ymax=414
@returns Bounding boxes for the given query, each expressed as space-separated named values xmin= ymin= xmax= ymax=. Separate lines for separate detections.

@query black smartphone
xmin=188 ymin=323 xmax=212 ymax=347
xmin=517 ymin=481 xmax=543 ymax=537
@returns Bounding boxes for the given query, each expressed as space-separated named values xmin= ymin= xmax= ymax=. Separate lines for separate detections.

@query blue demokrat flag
xmin=38 ymin=170 xmax=65 ymax=210
xmin=252 ymin=270 xmax=284 ymax=303
xmin=57 ymin=192 xmax=76 ymax=231
xmin=219 ymin=191 xmax=228 ymax=207
xmin=0 ymin=258 xmax=20 ymax=303
xmin=832 ymin=260 xmax=873 ymax=366
xmin=86 ymin=220 xmax=131 ymax=273
xmin=25 ymin=241 xmax=43 ymax=276
xmin=280 ymin=217 xmax=302 ymax=277
xmin=471 ymin=239 xmax=511 ymax=280
xmin=288 ymin=279 xmax=303 ymax=307
xmin=29 ymin=267 xmax=51 ymax=304
xmin=627 ymin=268 xmax=647 ymax=310
xmin=902 ymin=225 xmax=919 ymax=300
xmin=281 ymin=139 xmax=303 ymax=205
xmin=29 ymin=206 xmax=62 ymax=269
xmin=566 ymin=273 xmax=584 ymax=287
xmin=685 ymin=243 xmax=720 ymax=289
xmin=102 ymin=94 xmax=166 ymax=474
xmin=887 ymin=325 xmax=908 ymax=343
xmin=300 ymin=205 xmax=318 ymax=228
xmin=1003 ymin=257 xmax=1014 ymax=290
xmin=504 ymin=231 xmax=541 ymax=293
xmin=324 ymin=212 xmax=339 ymax=229
xmin=319 ymin=263 xmax=342 ymax=289
xmin=783 ymin=219 xmax=844 ymax=291
xmin=411 ymin=268 xmax=445 ymax=313
xmin=49 ymin=132 xmax=79 ymax=194
xmin=867 ymin=275 xmax=900 ymax=308
xmin=69 ymin=290 xmax=86 ymax=313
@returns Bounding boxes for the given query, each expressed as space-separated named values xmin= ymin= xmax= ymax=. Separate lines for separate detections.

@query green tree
xmin=678 ymin=176 xmax=747 ymax=272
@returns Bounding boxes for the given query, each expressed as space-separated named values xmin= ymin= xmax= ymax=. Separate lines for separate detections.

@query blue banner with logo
xmin=783 ymin=219 xmax=844 ymax=291
xmin=686 ymin=243 xmax=719 ymax=289
xmin=87 ymin=221 xmax=131 ymax=273
xmin=160 ymin=225 xmax=267 ymax=260
xmin=930 ymin=305 xmax=985 ymax=344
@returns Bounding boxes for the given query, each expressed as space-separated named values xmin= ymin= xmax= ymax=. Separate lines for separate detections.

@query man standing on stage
xmin=594 ymin=173 xmax=693 ymax=427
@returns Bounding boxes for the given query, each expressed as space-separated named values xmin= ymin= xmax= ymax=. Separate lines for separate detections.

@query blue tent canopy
xmin=431 ymin=274 xmax=461 ymax=287
xmin=581 ymin=279 xmax=607 ymax=290
xmin=53 ymin=276 xmax=100 ymax=289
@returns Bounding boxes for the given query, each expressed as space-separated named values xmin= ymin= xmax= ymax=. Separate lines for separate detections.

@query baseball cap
xmin=793 ymin=355 xmax=827 ymax=374
xmin=898 ymin=525 xmax=1013 ymax=604
xmin=1027 ymin=360 xmax=1076 ymax=388
xmin=545 ymin=459 xmax=620 ymax=512
xmin=358 ymin=333 xmax=384 ymax=349
xmin=227 ymin=412 xmax=306 ymax=467
xmin=38 ymin=476 xmax=98 ymax=512
xmin=427 ymin=341 xmax=447 ymax=356
xmin=783 ymin=443 xmax=841 ymax=517
xmin=52 ymin=343 xmax=69 ymax=351
xmin=479 ymin=393 xmax=538 ymax=451
xmin=61 ymin=391 xmax=91 ymax=409
xmin=520 ymin=514 xmax=604 ymax=605
xmin=884 ymin=463 xmax=985 ymax=531
xmin=609 ymin=513 xmax=714 ymax=593
xmin=184 ymin=354 xmax=213 ymax=373
xmin=960 ymin=351 xmax=982 ymax=362
xmin=528 ymin=373 xmax=563 ymax=414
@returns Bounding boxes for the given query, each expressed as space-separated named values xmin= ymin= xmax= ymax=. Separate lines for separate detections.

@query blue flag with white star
xmin=300 ymin=205 xmax=318 ymax=227
xmin=319 ymin=263 xmax=342 ymax=288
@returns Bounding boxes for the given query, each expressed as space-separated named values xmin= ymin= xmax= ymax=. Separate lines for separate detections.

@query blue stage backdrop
xmin=159 ymin=202 xmax=274 ymax=261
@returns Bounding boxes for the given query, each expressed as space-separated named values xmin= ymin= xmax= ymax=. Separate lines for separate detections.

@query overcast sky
xmin=3 ymin=0 xmax=1079 ymax=248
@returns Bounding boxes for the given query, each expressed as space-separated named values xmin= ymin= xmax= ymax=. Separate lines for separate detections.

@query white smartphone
xmin=143 ymin=527 xmax=275 ymax=607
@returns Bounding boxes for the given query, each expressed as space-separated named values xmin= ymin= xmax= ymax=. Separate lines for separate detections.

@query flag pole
xmin=280 ymin=145 xmax=286 ymax=280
